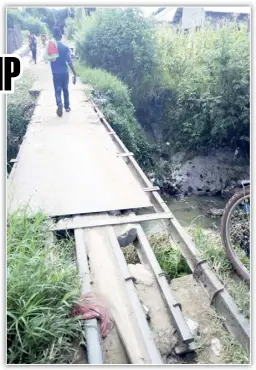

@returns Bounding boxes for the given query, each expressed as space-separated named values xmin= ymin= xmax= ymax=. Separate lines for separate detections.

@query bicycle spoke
xmin=228 ymin=197 xmax=250 ymax=271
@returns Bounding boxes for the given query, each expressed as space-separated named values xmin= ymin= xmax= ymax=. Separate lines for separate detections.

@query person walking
xmin=29 ymin=34 xmax=37 ymax=64
xmin=50 ymin=27 xmax=76 ymax=117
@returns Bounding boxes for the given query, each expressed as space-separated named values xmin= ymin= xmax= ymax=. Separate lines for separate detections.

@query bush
xmin=7 ymin=211 xmax=83 ymax=364
xmin=7 ymin=8 xmax=23 ymax=28
xmin=76 ymin=64 xmax=154 ymax=170
xmin=22 ymin=16 xmax=49 ymax=36
xmin=75 ymin=9 xmax=249 ymax=155
xmin=149 ymin=24 xmax=250 ymax=151
xmin=65 ymin=17 xmax=75 ymax=39
xmin=75 ymin=8 xmax=160 ymax=103
xmin=21 ymin=29 xmax=30 ymax=42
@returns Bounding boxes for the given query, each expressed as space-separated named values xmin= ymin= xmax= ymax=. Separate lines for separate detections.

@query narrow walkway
xmin=7 ymin=46 xmax=250 ymax=362
xmin=8 ymin=59 xmax=152 ymax=216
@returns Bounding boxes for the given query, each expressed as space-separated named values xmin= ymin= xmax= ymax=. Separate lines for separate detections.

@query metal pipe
xmin=74 ymin=228 xmax=103 ymax=364
xmin=135 ymin=224 xmax=194 ymax=349
xmin=108 ymin=227 xmax=163 ymax=364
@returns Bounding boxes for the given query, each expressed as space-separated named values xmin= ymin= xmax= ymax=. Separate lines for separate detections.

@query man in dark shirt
xmin=51 ymin=27 xmax=76 ymax=117
xmin=29 ymin=35 xmax=37 ymax=64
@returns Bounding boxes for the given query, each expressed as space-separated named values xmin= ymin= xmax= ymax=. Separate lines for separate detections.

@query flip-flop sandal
xmin=57 ymin=104 xmax=63 ymax=117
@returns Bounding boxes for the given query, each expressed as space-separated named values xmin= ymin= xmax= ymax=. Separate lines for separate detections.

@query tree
xmin=75 ymin=8 xmax=159 ymax=103
xmin=7 ymin=8 xmax=23 ymax=28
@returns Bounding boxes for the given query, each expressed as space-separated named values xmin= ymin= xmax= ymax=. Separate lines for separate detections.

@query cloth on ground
xmin=70 ymin=292 xmax=113 ymax=337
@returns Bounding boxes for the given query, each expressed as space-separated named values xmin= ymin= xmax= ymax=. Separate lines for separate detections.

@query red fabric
xmin=47 ymin=40 xmax=58 ymax=56
xmin=70 ymin=292 xmax=113 ymax=338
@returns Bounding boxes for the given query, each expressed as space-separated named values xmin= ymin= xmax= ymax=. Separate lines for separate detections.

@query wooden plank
xmin=10 ymin=159 xmax=18 ymax=163
xmin=84 ymin=225 xmax=155 ymax=364
xmin=53 ymin=212 xmax=173 ymax=231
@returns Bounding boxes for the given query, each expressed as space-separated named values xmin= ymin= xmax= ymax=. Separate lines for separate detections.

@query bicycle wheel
xmin=221 ymin=189 xmax=250 ymax=282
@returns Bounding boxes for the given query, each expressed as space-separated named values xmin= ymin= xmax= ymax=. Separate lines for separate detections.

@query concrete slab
xmin=8 ymin=68 xmax=152 ymax=217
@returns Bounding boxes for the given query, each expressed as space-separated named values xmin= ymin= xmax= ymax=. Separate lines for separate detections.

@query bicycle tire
xmin=221 ymin=189 xmax=250 ymax=282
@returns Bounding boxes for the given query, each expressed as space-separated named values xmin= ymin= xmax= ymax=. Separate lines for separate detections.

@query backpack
xmin=44 ymin=39 xmax=59 ymax=62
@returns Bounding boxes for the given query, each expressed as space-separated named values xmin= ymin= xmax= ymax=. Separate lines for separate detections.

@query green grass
xmin=122 ymin=233 xmax=191 ymax=280
xmin=7 ymin=210 xmax=84 ymax=364
xmin=195 ymin=311 xmax=249 ymax=364
xmin=189 ymin=226 xmax=250 ymax=319
xmin=7 ymin=70 xmax=36 ymax=173
xmin=150 ymin=233 xmax=191 ymax=280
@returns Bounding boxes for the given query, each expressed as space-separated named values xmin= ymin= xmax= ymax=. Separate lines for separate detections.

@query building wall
xmin=154 ymin=7 xmax=249 ymax=32
xmin=181 ymin=7 xmax=205 ymax=31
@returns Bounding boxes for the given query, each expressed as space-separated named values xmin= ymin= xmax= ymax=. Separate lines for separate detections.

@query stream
xmin=143 ymin=195 xmax=227 ymax=235
xmin=166 ymin=195 xmax=226 ymax=229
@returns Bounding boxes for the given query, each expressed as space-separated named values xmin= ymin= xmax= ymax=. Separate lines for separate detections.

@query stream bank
xmin=149 ymin=147 xmax=249 ymax=199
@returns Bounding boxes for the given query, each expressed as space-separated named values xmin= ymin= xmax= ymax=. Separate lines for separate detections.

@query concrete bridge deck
xmin=8 ymin=61 xmax=152 ymax=216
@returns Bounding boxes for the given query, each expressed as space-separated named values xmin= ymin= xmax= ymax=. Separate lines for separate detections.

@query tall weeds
xmin=72 ymin=8 xmax=250 ymax=154
xmin=7 ymin=211 xmax=84 ymax=364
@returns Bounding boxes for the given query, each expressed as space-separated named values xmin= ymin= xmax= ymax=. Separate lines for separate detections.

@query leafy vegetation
xmin=75 ymin=8 xmax=159 ymax=105
xmin=7 ymin=7 xmax=71 ymax=36
xmin=22 ymin=16 xmax=49 ymax=36
xmin=71 ymin=8 xmax=250 ymax=157
xmin=7 ymin=8 xmax=24 ymax=28
xmin=7 ymin=8 xmax=49 ymax=35
xmin=7 ymin=70 xmax=36 ymax=173
xmin=150 ymin=233 xmax=191 ymax=279
xmin=65 ymin=17 xmax=76 ymax=40
xmin=7 ymin=211 xmax=83 ymax=364
xmin=151 ymin=24 xmax=250 ymax=151
xmin=76 ymin=64 xmax=154 ymax=170
xmin=122 ymin=233 xmax=191 ymax=280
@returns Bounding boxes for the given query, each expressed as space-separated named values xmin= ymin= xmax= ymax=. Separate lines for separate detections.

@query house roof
xmin=154 ymin=6 xmax=250 ymax=22
xmin=154 ymin=7 xmax=178 ymax=23
xmin=203 ymin=7 xmax=250 ymax=15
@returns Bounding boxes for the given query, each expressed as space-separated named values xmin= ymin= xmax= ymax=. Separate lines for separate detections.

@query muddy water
xmin=143 ymin=195 xmax=227 ymax=235
xmin=166 ymin=195 xmax=226 ymax=229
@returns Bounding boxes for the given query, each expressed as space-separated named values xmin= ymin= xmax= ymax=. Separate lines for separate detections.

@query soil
xmin=171 ymin=274 xmax=227 ymax=364
xmin=128 ymin=263 xmax=178 ymax=360
xmin=154 ymin=148 xmax=249 ymax=197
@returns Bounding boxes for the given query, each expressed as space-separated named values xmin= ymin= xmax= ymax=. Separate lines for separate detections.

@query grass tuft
xmin=149 ymin=233 xmax=191 ymax=280
xmin=7 ymin=211 xmax=84 ymax=364
xmin=189 ymin=225 xmax=250 ymax=319
xmin=122 ymin=244 xmax=140 ymax=265
xmin=7 ymin=70 xmax=36 ymax=173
